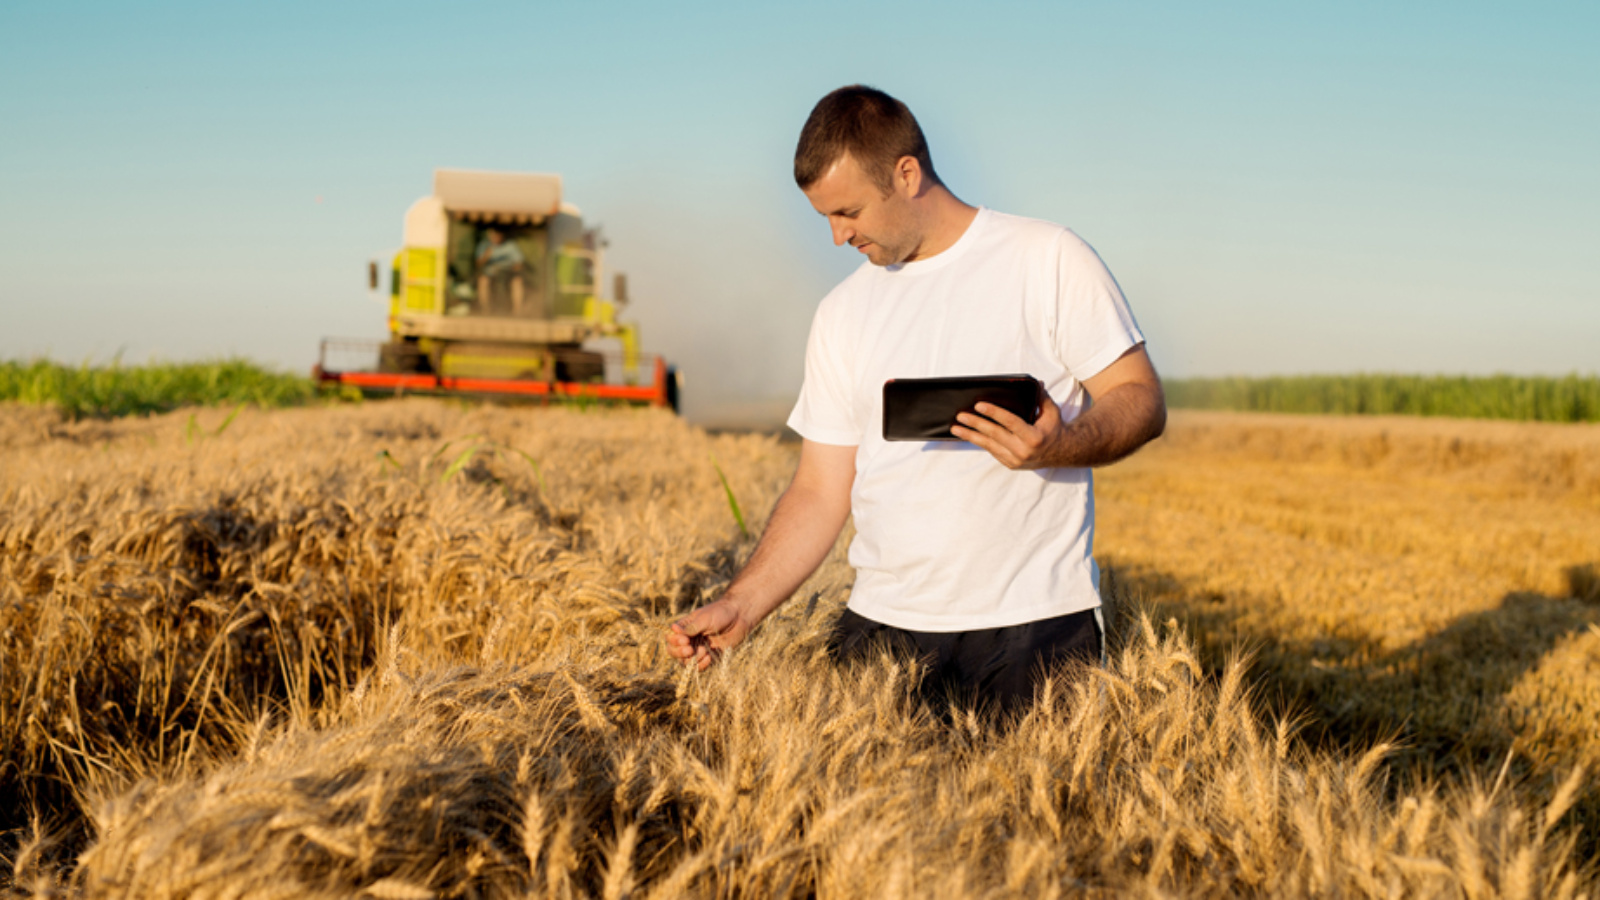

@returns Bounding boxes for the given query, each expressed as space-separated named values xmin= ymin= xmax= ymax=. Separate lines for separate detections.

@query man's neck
xmin=906 ymin=187 xmax=979 ymax=262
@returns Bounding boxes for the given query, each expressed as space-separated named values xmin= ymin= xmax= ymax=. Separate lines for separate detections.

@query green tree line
xmin=1166 ymin=374 xmax=1600 ymax=423
xmin=0 ymin=358 xmax=316 ymax=419
xmin=10 ymin=359 xmax=1598 ymax=424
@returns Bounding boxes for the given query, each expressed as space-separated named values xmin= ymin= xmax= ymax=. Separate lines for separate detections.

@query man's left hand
xmin=950 ymin=346 xmax=1167 ymax=471
xmin=951 ymin=392 xmax=1065 ymax=470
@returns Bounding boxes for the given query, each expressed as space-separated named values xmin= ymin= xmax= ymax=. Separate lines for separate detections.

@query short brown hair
xmin=794 ymin=85 xmax=940 ymax=194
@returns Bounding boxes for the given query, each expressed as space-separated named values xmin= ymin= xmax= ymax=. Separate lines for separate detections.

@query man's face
xmin=802 ymin=154 xmax=920 ymax=267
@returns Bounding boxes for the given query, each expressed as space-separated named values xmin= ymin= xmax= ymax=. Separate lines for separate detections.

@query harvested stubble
xmin=1 ymin=401 xmax=1594 ymax=898
xmin=1096 ymin=411 xmax=1600 ymax=856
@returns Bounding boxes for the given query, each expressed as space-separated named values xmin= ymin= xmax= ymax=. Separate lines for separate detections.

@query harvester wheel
xmin=666 ymin=365 xmax=681 ymax=414
xmin=554 ymin=350 xmax=606 ymax=384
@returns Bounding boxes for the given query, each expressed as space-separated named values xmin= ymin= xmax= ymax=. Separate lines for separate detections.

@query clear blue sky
xmin=3 ymin=1 xmax=1595 ymax=421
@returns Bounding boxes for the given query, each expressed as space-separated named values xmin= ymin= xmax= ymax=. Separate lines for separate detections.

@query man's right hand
xmin=667 ymin=597 xmax=755 ymax=671
xmin=661 ymin=439 xmax=856 ymax=673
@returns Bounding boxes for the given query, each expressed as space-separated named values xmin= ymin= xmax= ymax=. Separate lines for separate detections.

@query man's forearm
xmin=720 ymin=481 xmax=850 ymax=626
xmin=1046 ymin=381 xmax=1166 ymax=468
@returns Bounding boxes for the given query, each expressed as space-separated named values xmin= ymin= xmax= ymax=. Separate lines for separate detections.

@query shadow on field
xmin=1101 ymin=559 xmax=1600 ymax=848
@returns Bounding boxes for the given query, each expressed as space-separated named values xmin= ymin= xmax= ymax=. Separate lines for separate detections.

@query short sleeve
xmin=786 ymin=290 xmax=861 ymax=446
xmin=1053 ymin=230 xmax=1145 ymax=380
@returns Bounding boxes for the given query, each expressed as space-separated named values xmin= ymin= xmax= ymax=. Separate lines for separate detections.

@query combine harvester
xmin=316 ymin=169 xmax=679 ymax=411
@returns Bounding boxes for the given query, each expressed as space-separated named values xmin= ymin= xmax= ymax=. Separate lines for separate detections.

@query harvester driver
xmin=475 ymin=228 xmax=526 ymax=316
xmin=666 ymin=85 xmax=1167 ymax=713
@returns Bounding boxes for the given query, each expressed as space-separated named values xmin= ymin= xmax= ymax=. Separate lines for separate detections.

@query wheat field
xmin=1 ymin=400 xmax=1596 ymax=898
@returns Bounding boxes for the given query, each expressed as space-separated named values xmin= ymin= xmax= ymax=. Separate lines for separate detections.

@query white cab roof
xmin=433 ymin=169 xmax=563 ymax=224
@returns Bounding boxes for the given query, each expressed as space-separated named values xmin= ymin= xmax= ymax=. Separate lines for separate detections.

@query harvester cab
xmin=317 ymin=169 xmax=678 ymax=411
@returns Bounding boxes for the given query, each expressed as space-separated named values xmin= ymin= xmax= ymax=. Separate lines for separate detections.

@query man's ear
xmin=894 ymin=155 xmax=922 ymax=198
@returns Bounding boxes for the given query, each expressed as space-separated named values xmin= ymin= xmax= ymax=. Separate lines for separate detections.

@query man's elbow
xmin=782 ymin=474 xmax=853 ymax=527
xmin=1107 ymin=383 xmax=1164 ymax=462
xmin=1146 ymin=384 xmax=1167 ymax=441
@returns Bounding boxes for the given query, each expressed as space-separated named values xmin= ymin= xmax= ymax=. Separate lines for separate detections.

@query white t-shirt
xmin=786 ymin=207 xmax=1144 ymax=632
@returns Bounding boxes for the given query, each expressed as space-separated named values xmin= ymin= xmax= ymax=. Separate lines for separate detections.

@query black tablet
xmin=882 ymin=374 xmax=1041 ymax=441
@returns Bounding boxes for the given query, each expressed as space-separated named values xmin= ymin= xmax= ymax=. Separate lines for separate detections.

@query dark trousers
xmin=826 ymin=607 xmax=1104 ymax=716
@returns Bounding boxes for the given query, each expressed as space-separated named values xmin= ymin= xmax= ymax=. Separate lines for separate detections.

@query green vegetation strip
xmin=1 ymin=358 xmax=317 ymax=419
xmin=1166 ymin=374 xmax=1600 ymax=423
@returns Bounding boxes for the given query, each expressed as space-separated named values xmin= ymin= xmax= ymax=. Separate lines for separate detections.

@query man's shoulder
xmin=982 ymin=209 xmax=1091 ymax=249
xmin=980 ymin=210 xmax=1107 ymax=272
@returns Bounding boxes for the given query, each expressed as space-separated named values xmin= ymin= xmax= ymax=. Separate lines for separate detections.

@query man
xmin=665 ymin=85 xmax=1166 ymax=712
xmin=475 ymin=228 xmax=526 ymax=316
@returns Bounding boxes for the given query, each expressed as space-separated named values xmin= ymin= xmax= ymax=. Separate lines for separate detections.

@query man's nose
xmin=829 ymin=218 xmax=853 ymax=247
